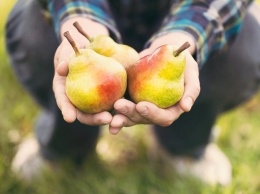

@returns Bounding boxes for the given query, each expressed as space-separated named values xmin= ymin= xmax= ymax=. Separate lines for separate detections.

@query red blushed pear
xmin=127 ymin=42 xmax=190 ymax=108
xmin=63 ymin=31 xmax=127 ymax=114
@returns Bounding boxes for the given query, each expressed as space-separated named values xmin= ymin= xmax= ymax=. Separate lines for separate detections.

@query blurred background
xmin=1 ymin=1 xmax=260 ymax=193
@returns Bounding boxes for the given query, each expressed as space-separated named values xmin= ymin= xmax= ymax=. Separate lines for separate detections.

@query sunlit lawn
xmin=1 ymin=1 xmax=260 ymax=193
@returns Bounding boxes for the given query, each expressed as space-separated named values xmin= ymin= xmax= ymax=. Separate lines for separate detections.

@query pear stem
xmin=63 ymin=31 xmax=80 ymax=56
xmin=73 ymin=21 xmax=91 ymax=41
xmin=173 ymin=42 xmax=191 ymax=57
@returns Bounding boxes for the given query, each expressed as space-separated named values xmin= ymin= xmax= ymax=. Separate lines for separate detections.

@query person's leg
xmin=150 ymin=4 xmax=260 ymax=185
xmin=5 ymin=0 xmax=100 ymax=165
xmin=154 ymin=4 xmax=260 ymax=158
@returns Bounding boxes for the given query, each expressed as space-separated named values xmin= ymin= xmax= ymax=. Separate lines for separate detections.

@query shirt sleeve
xmin=47 ymin=0 xmax=121 ymax=41
xmin=146 ymin=0 xmax=253 ymax=68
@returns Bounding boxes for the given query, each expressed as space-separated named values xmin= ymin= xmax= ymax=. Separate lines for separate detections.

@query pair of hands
xmin=53 ymin=18 xmax=200 ymax=135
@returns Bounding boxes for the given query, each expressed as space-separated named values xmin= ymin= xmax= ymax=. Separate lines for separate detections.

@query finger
xmin=109 ymin=127 xmax=121 ymax=135
xmin=136 ymin=101 xmax=184 ymax=127
xmin=56 ymin=60 xmax=69 ymax=76
xmin=179 ymin=54 xmax=200 ymax=112
xmin=109 ymin=114 xmax=128 ymax=135
xmin=76 ymin=110 xmax=113 ymax=126
xmin=61 ymin=102 xmax=77 ymax=123
xmin=56 ymin=45 xmax=74 ymax=65
xmin=54 ymin=44 xmax=62 ymax=68
xmin=53 ymin=74 xmax=77 ymax=123
xmin=54 ymin=44 xmax=70 ymax=67
xmin=55 ymin=37 xmax=88 ymax=76
xmin=109 ymin=114 xmax=136 ymax=135
xmin=114 ymin=99 xmax=149 ymax=123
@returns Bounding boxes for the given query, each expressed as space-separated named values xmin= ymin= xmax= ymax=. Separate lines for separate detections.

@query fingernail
xmin=185 ymin=97 xmax=193 ymax=110
xmin=109 ymin=128 xmax=120 ymax=135
xmin=139 ymin=106 xmax=148 ymax=115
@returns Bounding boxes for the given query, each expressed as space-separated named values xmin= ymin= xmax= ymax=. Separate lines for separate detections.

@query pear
xmin=64 ymin=31 xmax=127 ymax=113
xmin=127 ymin=42 xmax=190 ymax=108
xmin=73 ymin=22 xmax=139 ymax=68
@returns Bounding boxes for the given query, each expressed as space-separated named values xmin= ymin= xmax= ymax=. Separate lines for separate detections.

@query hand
xmin=52 ymin=17 xmax=113 ymax=126
xmin=109 ymin=53 xmax=200 ymax=134
xmin=109 ymin=33 xmax=200 ymax=134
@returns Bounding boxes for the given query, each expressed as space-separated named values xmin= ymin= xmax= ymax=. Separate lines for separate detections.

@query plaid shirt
xmin=45 ymin=0 xmax=253 ymax=67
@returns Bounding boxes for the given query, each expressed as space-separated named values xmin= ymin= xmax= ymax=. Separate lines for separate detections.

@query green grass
xmin=1 ymin=1 xmax=260 ymax=194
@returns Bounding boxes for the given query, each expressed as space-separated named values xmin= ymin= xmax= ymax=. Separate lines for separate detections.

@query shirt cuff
xmin=145 ymin=13 xmax=221 ymax=68
xmin=48 ymin=1 xmax=122 ymax=42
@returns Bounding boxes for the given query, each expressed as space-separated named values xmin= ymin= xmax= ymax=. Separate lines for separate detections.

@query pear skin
xmin=88 ymin=35 xmax=140 ymax=68
xmin=127 ymin=44 xmax=188 ymax=108
xmin=73 ymin=22 xmax=139 ymax=68
xmin=66 ymin=49 xmax=127 ymax=113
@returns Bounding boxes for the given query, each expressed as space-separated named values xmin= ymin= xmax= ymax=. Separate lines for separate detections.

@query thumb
xmin=54 ymin=40 xmax=74 ymax=76
xmin=56 ymin=60 xmax=69 ymax=76
xmin=179 ymin=54 xmax=200 ymax=112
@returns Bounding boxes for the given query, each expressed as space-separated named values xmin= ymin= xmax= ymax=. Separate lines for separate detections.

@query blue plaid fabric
xmin=45 ymin=0 xmax=253 ymax=67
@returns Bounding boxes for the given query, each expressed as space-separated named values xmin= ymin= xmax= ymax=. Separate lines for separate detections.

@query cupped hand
xmin=52 ymin=18 xmax=113 ymax=126
xmin=109 ymin=47 xmax=200 ymax=135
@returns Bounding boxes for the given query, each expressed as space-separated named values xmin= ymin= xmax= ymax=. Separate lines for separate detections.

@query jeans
xmin=5 ymin=0 xmax=260 ymax=161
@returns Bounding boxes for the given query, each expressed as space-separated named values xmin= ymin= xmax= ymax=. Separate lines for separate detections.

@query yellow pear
xmin=73 ymin=21 xmax=139 ymax=68
xmin=64 ymin=31 xmax=127 ymax=113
